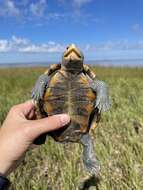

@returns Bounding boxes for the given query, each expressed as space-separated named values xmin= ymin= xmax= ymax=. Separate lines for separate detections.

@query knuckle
xmin=10 ymin=105 xmax=19 ymax=113
xmin=22 ymin=125 xmax=32 ymax=138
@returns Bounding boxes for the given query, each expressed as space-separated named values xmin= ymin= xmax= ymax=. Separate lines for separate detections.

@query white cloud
xmin=71 ymin=0 xmax=93 ymax=20
xmin=59 ymin=0 xmax=93 ymax=8
xmin=29 ymin=0 xmax=47 ymax=17
xmin=0 ymin=0 xmax=48 ymax=18
xmin=0 ymin=36 xmax=30 ymax=52
xmin=0 ymin=40 xmax=10 ymax=52
xmin=0 ymin=0 xmax=97 ymax=25
xmin=2 ymin=36 xmax=143 ymax=55
xmin=132 ymin=23 xmax=143 ymax=36
xmin=84 ymin=40 xmax=143 ymax=53
xmin=73 ymin=0 xmax=93 ymax=8
xmin=57 ymin=0 xmax=93 ymax=19
xmin=19 ymin=43 xmax=65 ymax=53
xmin=0 ymin=36 xmax=65 ymax=53
xmin=0 ymin=0 xmax=20 ymax=17
xmin=11 ymin=36 xmax=29 ymax=46
xmin=6 ymin=0 xmax=20 ymax=15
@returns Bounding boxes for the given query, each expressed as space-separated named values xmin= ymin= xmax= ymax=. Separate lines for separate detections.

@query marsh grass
xmin=0 ymin=66 xmax=143 ymax=190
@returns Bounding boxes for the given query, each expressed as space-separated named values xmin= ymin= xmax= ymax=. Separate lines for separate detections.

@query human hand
xmin=0 ymin=100 xmax=70 ymax=177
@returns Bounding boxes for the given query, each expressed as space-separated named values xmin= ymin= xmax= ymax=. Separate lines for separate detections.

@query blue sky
xmin=0 ymin=0 xmax=143 ymax=63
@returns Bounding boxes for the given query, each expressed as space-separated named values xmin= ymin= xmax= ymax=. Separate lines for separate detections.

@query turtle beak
xmin=63 ymin=44 xmax=83 ymax=61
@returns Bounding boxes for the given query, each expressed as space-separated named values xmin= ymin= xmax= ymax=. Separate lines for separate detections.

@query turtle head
xmin=62 ymin=44 xmax=84 ymax=73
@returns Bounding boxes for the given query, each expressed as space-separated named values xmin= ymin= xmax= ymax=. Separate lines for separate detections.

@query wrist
xmin=0 ymin=160 xmax=11 ymax=177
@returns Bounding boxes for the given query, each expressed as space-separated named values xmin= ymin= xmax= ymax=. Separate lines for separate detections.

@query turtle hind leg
xmin=80 ymin=133 xmax=100 ymax=177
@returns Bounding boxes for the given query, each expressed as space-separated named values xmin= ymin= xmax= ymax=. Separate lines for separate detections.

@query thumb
xmin=25 ymin=114 xmax=70 ymax=140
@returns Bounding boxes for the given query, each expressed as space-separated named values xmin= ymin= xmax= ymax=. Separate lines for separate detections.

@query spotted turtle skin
xmin=37 ymin=68 xmax=96 ymax=143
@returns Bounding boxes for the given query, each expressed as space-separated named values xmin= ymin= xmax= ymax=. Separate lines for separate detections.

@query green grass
xmin=0 ymin=66 xmax=143 ymax=190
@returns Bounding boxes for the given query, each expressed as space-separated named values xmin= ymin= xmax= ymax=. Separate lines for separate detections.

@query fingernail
xmin=60 ymin=114 xmax=70 ymax=126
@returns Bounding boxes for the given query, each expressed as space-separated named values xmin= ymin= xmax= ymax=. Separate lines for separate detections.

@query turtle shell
xmin=39 ymin=69 xmax=96 ymax=142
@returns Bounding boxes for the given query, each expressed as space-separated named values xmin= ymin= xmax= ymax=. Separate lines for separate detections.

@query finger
xmin=27 ymin=109 xmax=36 ymax=120
xmin=13 ymin=100 xmax=35 ymax=117
xmin=22 ymin=100 xmax=36 ymax=116
xmin=26 ymin=114 xmax=70 ymax=139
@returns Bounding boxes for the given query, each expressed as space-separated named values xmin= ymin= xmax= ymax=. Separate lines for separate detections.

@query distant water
xmin=0 ymin=62 xmax=52 ymax=68
xmin=88 ymin=59 xmax=143 ymax=67
xmin=0 ymin=59 xmax=143 ymax=68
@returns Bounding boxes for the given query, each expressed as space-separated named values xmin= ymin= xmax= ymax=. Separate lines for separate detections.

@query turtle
xmin=32 ymin=44 xmax=110 ymax=177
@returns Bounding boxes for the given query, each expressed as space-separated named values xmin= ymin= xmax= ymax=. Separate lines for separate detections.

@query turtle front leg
xmin=32 ymin=75 xmax=49 ymax=145
xmin=80 ymin=133 xmax=100 ymax=177
xmin=32 ymin=74 xmax=50 ymax=101
xmin=32 ymin=64 xmax=61 ymax=101
xmin=90 ymin=80 xmax=110 ymax=112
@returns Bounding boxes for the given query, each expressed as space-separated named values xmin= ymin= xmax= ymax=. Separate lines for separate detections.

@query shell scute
xmin=41 ymin=69 xmax=96 ymax=142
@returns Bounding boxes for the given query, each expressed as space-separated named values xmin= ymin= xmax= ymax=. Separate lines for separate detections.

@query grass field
xmin=0 ymin=66 xmax=143 ymax=190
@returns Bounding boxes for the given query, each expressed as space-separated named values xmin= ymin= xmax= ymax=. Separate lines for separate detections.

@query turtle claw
xmin=95 ymin=91 xmax=110 ymax=112
xmin=96 ymin=101 xmax=110 ymax=113
xmin=78 ymin=170 xmax=101 ymax=190
xmin=103 ymin=101 xmax=110 ymax=112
